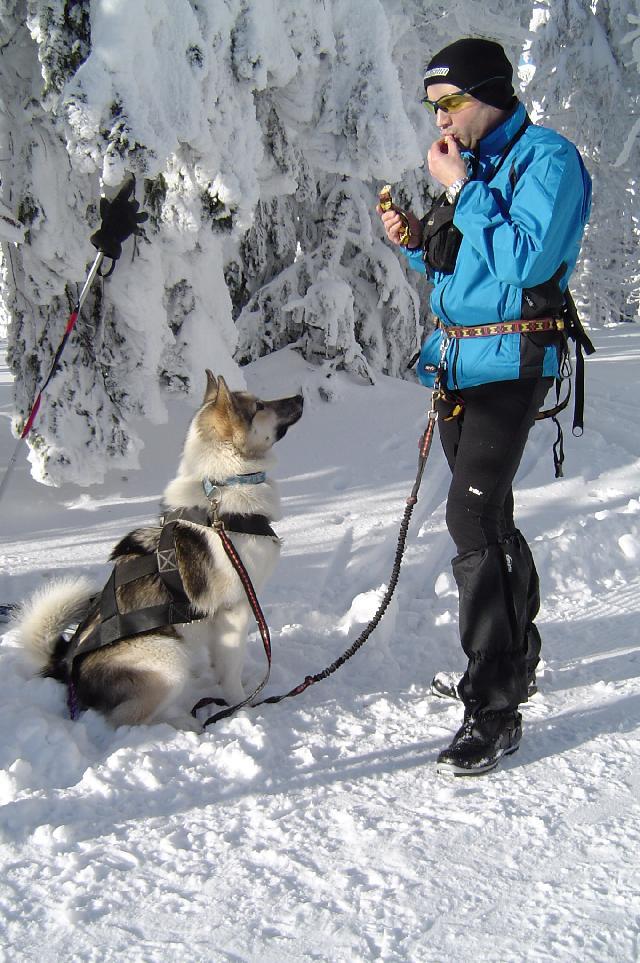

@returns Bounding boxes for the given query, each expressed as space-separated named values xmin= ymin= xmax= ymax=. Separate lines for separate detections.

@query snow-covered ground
xmin=0 ymin=327 xmax=639 ymax=962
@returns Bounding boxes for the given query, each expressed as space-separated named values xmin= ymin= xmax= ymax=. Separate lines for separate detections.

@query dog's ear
xmin=215 ymin=375 xmax=234 ymax=411
xmin=203 ymin=370 xmax=218 ymax=404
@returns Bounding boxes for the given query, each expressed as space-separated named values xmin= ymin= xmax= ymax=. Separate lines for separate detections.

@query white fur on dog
xmin=14 ymin=576 xmax=94 ymax=665
xmin=12 ymin=376 xmax=302 ymax=729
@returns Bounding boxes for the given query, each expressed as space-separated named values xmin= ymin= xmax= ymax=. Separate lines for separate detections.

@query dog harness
xmin=63 ymin=498 xmax=278 ymax=716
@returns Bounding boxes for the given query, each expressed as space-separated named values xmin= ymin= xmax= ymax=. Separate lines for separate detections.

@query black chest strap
xmin=64 ymin=507 xmax=277 ymax=674
xmin=218 ymin=513 xmax=278 ymax=539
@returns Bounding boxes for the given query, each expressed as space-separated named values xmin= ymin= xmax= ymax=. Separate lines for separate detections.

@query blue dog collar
xmin=203 ymin=473 xmax=267 ymax=500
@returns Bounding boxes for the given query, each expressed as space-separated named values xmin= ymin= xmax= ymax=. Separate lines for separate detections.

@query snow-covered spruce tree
xmin=232 ymin=0 xmax=427 ymax=382
xmin=609 ymin=0 xmax=640 ymax=323
xmin=0 ymin=0 xmax=246 ymax=484
xmin=620 ymin=2 xmax=640 ymax=162
xmin=0 ymin=0 xmax=425 ymax=486
xmin=4 ymin=0 xmax=625 ymax=487
xmin=234 ymin=176 xmax=424 ymax=382
xmin=526 ymin=0 xmax=640 ymax=325
xmin=234 ymin=0 xmax=537 ymax=379
xmin=618 ymin=2 xmax=640 ymax=319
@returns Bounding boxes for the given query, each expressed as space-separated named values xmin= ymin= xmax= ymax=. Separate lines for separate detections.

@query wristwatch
xmin=445 ymin=176 xmax=469 ymax=205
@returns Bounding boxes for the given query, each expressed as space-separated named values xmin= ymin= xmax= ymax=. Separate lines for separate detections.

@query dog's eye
xmin=255 ymin=402 xmax=265 ymax=413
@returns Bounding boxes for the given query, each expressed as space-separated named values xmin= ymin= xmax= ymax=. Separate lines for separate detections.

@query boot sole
xmin=430 ymin=685 xmax=461 ymax=701
xmin=436 ymin=743 xmax=520 ymax=777
xmin=430 ymin=680 xmax=537 ymax=701
xmin=430 ymin=674 xmax=462 ymax=701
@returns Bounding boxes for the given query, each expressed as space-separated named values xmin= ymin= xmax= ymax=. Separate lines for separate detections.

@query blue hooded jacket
xmin=404 ymin=102 xmax=592 ymax=389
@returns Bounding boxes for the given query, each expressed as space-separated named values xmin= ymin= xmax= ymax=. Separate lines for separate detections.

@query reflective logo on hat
xmin=424 ymin=66 xmax=450 ymax=80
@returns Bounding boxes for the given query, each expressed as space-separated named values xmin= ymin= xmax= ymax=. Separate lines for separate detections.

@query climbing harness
xmin=436 ymin=289 xmax=595 ymax=477
xmin=442 ymin=318 xmax=563 ymax=338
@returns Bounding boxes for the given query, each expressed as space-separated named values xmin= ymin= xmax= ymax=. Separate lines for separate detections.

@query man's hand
xmin=427 ymin=135 xmax=468 ymax=188
xmin=377 ymin=204 xmax=423 ymax=249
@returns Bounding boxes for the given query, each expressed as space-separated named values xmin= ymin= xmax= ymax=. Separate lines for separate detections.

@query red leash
xmin=192 ymin=526 xmax=274 ymax=727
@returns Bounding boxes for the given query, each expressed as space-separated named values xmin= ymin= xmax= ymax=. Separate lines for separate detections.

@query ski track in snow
xmin=1 ymin=330 xmax=640 ymax=962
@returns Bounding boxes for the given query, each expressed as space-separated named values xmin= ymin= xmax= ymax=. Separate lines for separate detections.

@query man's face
xmin=425 ymin=83 xmax=504 ymax=149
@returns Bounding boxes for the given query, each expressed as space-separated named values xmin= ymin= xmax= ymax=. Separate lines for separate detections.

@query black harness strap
xmin=535 ymin=289 xmax=595 ymax=477
xmin=156 ymin=515 xmax=197 ymax=606
xmin=481 ymin=115 xmax=531 ymax=183
xmin=64 ymin=507 xmax=276 ymax=693
xmin=563 ymin=287 xmax=595 ymax=434
xmin=218 ymin=514 xmax=278 ymax=539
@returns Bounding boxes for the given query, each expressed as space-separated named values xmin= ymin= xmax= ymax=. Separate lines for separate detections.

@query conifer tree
xmin=527 ymin=0 xmax=640 ymax=323
xmin=0 ymin=0 xmax=636 ymax=486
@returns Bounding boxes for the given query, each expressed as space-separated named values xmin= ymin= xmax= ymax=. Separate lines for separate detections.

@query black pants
xmin=436 ymin=377 xmax=552 ymax=714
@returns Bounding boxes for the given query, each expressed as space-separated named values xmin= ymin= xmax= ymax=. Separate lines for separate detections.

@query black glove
xmin=90 ymin=174 xmax=148 ymax=260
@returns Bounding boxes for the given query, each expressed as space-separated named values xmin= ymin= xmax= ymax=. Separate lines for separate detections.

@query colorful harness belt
xmin=441 ymin=318 xmax=564 ymax=338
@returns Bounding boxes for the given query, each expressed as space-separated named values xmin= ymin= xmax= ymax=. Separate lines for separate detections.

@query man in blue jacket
xmin=379 ymin=38 xmax=591 ymax=775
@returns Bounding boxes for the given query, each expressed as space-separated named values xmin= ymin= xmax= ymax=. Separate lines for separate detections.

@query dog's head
xmin=195 ymin=371 xmax=304 ymax=457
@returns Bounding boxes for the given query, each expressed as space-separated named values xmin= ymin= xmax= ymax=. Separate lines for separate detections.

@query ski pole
xmin=0 ymin=251 xmax=104 ymax=502
xmin=0 ymin=173 xmax=147 ymax=504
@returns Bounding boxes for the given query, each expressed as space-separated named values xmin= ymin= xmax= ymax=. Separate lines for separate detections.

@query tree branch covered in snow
xmin=525 ymin=0 xmax=640 ymax=324
xmin=0 ymin=0 xmax=638 ymax=485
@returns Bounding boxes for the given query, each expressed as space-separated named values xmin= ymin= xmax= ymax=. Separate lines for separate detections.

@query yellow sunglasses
xmin=421 ymin=76 xmax=504 ymax=115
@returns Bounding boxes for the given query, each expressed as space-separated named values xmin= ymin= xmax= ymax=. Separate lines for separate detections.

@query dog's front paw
xmin=220 ymin=684 xmax=248 ymax=708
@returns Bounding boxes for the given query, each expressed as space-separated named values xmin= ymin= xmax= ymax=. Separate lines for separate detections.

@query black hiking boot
xmin=436 ymin=710 xmax=522 ymax=776
xmin=430 ymin=670 xmax=537 ymax=701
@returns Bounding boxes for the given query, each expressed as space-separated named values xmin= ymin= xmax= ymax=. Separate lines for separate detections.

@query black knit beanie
xmin=424 ymin=38 xmax=516 ymax=110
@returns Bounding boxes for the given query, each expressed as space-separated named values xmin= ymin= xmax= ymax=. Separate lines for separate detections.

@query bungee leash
xmin=194 ymin=367 xmax=444 ymax=728
xmin=254 ymin=399 xmax=438 ymax=711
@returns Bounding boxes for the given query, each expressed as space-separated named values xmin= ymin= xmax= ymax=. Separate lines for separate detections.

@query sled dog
xmin=14 ymin=372 xmax=303 ymax=729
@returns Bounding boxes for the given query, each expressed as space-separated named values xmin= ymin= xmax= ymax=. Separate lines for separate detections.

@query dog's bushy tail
xmin=12 ymin=577 xmax=94 ymax=669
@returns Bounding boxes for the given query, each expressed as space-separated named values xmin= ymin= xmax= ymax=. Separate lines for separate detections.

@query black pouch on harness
xmin=521 ymin=263 xmax=566 ymax=320
xmin=421 ymin=193 xmax=462 ymax=274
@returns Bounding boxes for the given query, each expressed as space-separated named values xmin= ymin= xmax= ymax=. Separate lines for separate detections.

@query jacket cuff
xmin=401 ymin=245 xmax=427 ymax=275
xmin=452 ymin=179 xmax=484 ymax=228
